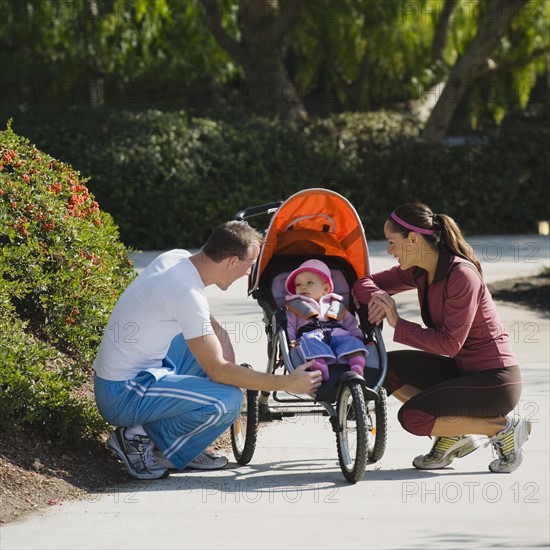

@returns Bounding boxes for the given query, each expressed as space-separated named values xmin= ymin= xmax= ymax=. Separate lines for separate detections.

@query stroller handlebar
xmin=235 ymin=201 xmax=283 ymax=221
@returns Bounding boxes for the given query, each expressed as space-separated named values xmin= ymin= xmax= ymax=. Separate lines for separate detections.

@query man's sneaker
xmin=413 ymin=435 xmax=482 ymax=470
xmin=153 ymin=449 xmax=229 ymax=471
xmin=107 ymin=427 xmax=168 ymax=480
xmin=187 ymin=450 xmax=229 ymax=470
xmin=152 ymin=450 xmax=177 ymax=470
xmin=488 ymin=415 xmax=532 ymax=473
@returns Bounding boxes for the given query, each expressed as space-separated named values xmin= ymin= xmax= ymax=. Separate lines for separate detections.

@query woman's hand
xmin=368 ymin=291 xmax=400 ymax=328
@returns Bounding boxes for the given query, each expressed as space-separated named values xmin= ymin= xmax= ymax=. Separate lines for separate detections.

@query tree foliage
xmin=0 ymin=0 xmax=548 ymax=136
xmin=422 ymin=0 xmax=548 ymax=140
xmin=0 ymin=0 xmax=236 ymax=105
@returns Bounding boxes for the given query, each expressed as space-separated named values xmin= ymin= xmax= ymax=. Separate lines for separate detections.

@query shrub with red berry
xmin=0 ymin=122 xmax=136 ymax=441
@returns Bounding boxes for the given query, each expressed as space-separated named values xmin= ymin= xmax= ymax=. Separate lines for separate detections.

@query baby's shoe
xmin=311 ymin=359 xmax=329 ymax=381
xmin=350 ymin=364 xmax=365 ymax=376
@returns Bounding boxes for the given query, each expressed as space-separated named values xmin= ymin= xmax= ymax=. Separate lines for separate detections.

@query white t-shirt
xmin=93 ymin=250 xmax=212 ymax=381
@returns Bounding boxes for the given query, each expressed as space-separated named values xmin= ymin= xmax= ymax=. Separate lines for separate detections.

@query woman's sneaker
xmin=488 ymin=415 xmax=532 ymax=473
xmin=107 ymin=427 xmax=168 ymax=480
xmin=413 ymin=435 xmax=482 ymax=470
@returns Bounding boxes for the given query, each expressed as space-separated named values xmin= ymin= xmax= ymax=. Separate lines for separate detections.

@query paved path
xmin=1 ymin=235 xmax=548 ymax=550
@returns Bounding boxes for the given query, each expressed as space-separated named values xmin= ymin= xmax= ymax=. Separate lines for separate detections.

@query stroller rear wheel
xmin=367 ymin=386 xmax=388 ymax=462
xmin=231 ymin=388 xmax=259 ymax=464
xmin=336 ymin=379 xmax=368 ymax=483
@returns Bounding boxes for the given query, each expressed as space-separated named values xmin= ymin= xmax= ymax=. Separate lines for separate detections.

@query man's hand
xmin=285 ymin=362 xmax=322 ymax=394
xmin=188 ymin=335 xmax=322 ymax=393
xmin=210 ymin=316 xmax=236 ymax=363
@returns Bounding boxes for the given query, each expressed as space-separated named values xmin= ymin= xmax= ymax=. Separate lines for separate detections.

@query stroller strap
xmin=296 ymin=318 xmax=345 ymax=345
xmin=285 ymin=297 xmax=347 ymax=321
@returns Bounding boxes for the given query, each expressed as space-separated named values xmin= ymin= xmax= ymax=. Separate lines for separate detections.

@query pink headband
xmin=390 ymin=212 xmax=435 ymax=235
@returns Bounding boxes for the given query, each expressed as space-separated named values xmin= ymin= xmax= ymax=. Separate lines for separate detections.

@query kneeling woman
xmin=353 ymin=202 xmax=531 ymax=473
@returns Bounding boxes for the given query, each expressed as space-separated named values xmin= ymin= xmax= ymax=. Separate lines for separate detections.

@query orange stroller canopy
xmin=249 ymin=188 xmax=370 ymax=293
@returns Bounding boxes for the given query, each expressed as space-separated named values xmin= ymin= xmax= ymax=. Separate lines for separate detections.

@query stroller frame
xmin=230 ymin=189 xmax=388 ymax=483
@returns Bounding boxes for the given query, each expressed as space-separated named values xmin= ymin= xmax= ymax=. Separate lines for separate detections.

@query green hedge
xmin=3 ymin=105 xmax=549 ymax=249
xmin=0 ymin=123 xmax=136 ymax=441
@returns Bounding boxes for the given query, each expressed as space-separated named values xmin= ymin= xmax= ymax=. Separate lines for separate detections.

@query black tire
xmin=230 ymin=388 xmax=259 ymax=465
xmin=366 ymin=386 xmax=388 ymax=463
xmin=336 ymin=380 xmax=369 ymax=483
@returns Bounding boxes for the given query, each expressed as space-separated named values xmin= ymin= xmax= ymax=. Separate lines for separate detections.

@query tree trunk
xmin=431 ymin=0 xmax=458 ymax=63
xmin=201 ymin=0 xmax=307 ymax=119
xmin=84 ymin=0 xmax=104 ymax=107
xmin=88 ymin=77 xmax=104 ymax=107
xmin=422 ymin=0 xmax=529 ymax=142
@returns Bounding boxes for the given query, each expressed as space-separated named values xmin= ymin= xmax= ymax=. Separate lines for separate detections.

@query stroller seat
xmin=257 ymin=253 xmax=380 ymax=396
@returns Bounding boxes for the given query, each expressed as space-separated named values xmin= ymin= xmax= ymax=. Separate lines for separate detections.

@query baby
xmin=285 ymin=259 xmax=369 ymax=381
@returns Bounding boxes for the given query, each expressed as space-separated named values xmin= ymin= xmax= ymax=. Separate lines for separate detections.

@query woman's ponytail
xmin=437 ymin=214 xmax=483 ymax=275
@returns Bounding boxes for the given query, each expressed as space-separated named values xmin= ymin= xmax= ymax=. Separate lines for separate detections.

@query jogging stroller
xmin=230 ymin=188 xmax=388 ymax=483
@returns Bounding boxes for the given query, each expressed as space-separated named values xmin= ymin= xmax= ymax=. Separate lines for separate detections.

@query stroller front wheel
xmin=336 ymin=379 xmax=368 ymax=483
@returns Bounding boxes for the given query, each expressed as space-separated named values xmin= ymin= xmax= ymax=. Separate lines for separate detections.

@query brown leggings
xmin=383 ymin=350 xmax=522 ymax=436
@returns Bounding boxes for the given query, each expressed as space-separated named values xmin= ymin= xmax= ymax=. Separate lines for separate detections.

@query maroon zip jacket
xmin=352 ymin=253 xmax=518 ymax=374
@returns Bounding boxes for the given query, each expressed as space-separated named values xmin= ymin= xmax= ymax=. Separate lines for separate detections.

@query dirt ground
xmin=1 ymin=274 xmax=548 ymax=525
xmin=0 ymin=427 xmax=233 ymax=525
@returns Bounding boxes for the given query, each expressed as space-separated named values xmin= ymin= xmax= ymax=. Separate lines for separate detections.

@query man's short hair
xmin=202 ymin=221 xmax=263 ymax=262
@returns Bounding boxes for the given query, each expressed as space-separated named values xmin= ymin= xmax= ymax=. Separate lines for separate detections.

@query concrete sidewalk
xmin=1 ymin=235 xmax=548 ymax=550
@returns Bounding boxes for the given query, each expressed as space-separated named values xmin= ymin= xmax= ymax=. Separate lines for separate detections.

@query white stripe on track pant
xmin=94 ymin=334 xmax=243 ymax=469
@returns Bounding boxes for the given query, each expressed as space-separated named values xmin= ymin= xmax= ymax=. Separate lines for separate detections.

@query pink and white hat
xmin=285 ymin=259 xmax=334 ymax=294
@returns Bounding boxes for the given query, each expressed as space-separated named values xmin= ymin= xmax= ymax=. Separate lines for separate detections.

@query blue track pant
xmin=94 ymin=334 xmax=243 ymax=469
